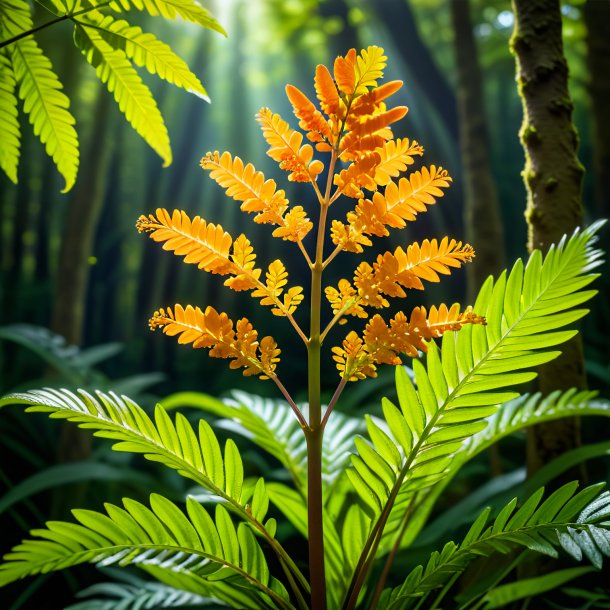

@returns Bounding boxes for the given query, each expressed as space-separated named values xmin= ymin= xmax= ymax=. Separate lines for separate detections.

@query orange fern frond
xmin=136 ymin=209 xmax=235 ymax=276
xmin=331 ymin=330 xmax=377 ymax=381
xmin=346 ymin=106 xmax=408 ymax=141
xmin=334 ymin=48 xmax=358 ymax=96
xmin=315 ymin=63 xmax=342 ymax=117
xmin=272 ymin=206 xmax=313 ymax=242
xmin=343 ymin=166 xmax=452 ymax=237
xmin=349 ymin=80 xmax=403 ymax=117
xmin=200 ymin=151 xmax=288 ymax=225
xmin=330 ymin=220 xmax=372 ymax=253
xmin=334 ymin=305 xmax=486 ymax=377
xmin=373 ymin=138 xmax=424 ymax=186
xmin=392 ymin=237 xmax=476 ymax=283
xmin=354 ymin=262 xmax=390 ymax=308
xmin=285 ymin=84 xmax=333 ymax=145
xmin=148 ymin=304 xmax=280 ymax=379
xmin=408 ymin=303 xmax=486 ymax=339
xmin=325 ymin=279 xmax=368 ymax=323
xmin=333 ymin=152 xmax=381 ymax=198
xmin=354 ymin=46 xmax=387 ymax=94
xmin=335 ymin=46 xmax=387 ymax=98
xmin=252 ymin=259 xmax=288 ymax=306
xmin=256 ymin=108 xmax=324 ymax=182
xmin=225 ymin=234 xmax=259 ymax=291
xmin=276 ymin=286 xmax=304 ymax=316
xmin=137 ymin=209 xmax=265 ymax=291
xmin=250 ymin=259 xmax=304 ymax=317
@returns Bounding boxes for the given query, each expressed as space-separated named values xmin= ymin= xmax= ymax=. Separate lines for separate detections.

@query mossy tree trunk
xmin=510 ymin=0 xmax=586 ymax=476
xmin=451 ymin=0 xmax=505 ymax=301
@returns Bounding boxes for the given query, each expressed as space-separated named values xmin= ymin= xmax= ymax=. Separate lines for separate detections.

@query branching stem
xmin=270 ymin=374 xmax=307 ymax=429
xmin=0 ymin=2 xmax=111 ymax=50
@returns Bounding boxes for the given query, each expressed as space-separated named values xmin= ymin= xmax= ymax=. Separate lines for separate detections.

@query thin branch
xmin=297 ymin=239 xmax=313 ymax=268
xmin=320 ymin=296 xmax=361 ymax=343
xmin=321 ymin=377 xmax=347 ymax=429
xmin=0 ymin=2 xmax=111 ymax=50
xmin=270 ymin=374 xmax=308 ymax=429
xmin=322 ymin=243 xmax=343 ymax=269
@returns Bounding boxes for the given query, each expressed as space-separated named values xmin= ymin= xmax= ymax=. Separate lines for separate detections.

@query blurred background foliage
xmin=1 ymin=0 xmax=609 ymax=608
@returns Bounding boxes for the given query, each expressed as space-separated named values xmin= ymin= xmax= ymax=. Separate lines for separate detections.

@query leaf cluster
xmin=0 ymin=0 xmax=225 ymax=189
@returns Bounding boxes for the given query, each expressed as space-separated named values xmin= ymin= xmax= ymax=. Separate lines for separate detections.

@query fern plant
xmin=0 ymin=47 xmax=608 ymax=610
xmin=0 ymin=0 xmax=225 ymax=190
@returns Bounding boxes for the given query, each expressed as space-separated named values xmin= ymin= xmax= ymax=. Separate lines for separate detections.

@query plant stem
xmin=321 ymin=377 xmax=347 ymax=429
xmin=305 ymin=148 xmax=339 ymax=610
xmin=271 ymin=374 xmax=307 ymax=428
xmin=0 ymin=2 xmax=111 ymax=50
xmin=368 ymin=496 xmax=417 ymax=609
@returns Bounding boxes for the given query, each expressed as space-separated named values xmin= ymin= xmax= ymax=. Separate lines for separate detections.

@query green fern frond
xmin=76 ymin=13 xmax=208 ymax=99
xmin=108 ymin=0 xmax=226 ymax=35
xmin=0 ymin=388 xmax=308 ymax=595
xmin=381 ymin=483 xmax=610 ymax=609
xmin=1 ymin=0 xmax=79 ymax=191
xmin=383 ymin=389 xmax=610 ymax=555
xmin=65 ymin=570 xmax=212 ymax=610
xmin=339 ymin=223 xmax=604 ymax=602
xmin=0 ymin=388 xmax=258 ymax=520
xmin=74 ymin=22 xmax=172 ymax=166
xmin=0 ymin=495 xmax=292 ymax=610
xmin=466 ymin=389 xmax=610 ymax=460
xmin=0 ymin=50 xmax=20 ymax=183
xmin=142 ymin=565 xmax=268 ymax=610
xmin=163 ymin=390 xmax=363 ymax=496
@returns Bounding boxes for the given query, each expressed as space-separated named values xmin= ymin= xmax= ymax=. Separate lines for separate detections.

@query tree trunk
xmin=510 ymin=0 xmax=586 ymax=476
xmin=451 ymin=0 xmax=506 ymax=477
xmin=451 ymin=0 xmax=505 ymax=301
xmin=51 ymin=92 xmax=114 ymax=464
xmin=375 ymin=0 xmax=462 ymax=233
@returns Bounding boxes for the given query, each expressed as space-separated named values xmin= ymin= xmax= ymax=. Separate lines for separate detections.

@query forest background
xmin=1 ymin=0 xmax=609 ymax=608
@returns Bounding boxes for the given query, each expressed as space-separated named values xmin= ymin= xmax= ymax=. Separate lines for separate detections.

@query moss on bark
xmin=511 ymin=0 xmax=586 ymax=477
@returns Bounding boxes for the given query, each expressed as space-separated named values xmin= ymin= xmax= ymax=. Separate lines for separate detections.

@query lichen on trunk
xmin=510 ymin=0 xmax=587 ymax=478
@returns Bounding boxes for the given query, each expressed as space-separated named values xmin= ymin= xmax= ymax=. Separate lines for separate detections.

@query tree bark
xmin=510 ymin=0 xmax=586 ymax=476
xmin=51 ymin=92 xmax=114 ymax=464
xmin=451 ymin=0 xmax=505 ymax=302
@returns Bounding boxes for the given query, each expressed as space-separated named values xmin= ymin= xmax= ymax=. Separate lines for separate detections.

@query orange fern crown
xmin=136 ymin=45 xmax=485 ymax=387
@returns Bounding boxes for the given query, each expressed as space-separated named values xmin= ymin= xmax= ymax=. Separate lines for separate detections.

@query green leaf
xmin=373 ymin=224 xmax=605 ymax=557
xmin=108 ymin=0 xmax=227 ymax=36
xmin=64 ymin=570 xmax=214 ymax=610
xmin=483 ymin=567 xmax=595 ymax=608
xmin=0 ymin=461 xmax=175 ymax=515
xmin=0 ymin=495 xmax=292 ymax=609
xmin=4 ymin=0 xmax=79 ymax=191
xmin=384 ymin=484 xmax=610 ymax=609
xmin=0 ymin=389 xmax=285 ymax=559
xmin=77 ymin=13 xmax=209 ymax=100
xmin=163 ymin=390 xmax=363 ymax=496
xmin=0 ymin=50 xmax=20 ymax=183
xmin=74 ymin=22 xmax=171 ymax=166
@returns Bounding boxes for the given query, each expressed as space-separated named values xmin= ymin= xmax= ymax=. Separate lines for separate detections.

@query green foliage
xmin=65 ymin=569 xmax=214 ymax=610
xmin=0 ymin=226 xmax=607 ymax=608
xmin=381 ymin=482 xmax=610 ymax=609
xmin=0 ymin=493 xmax=291 ymax=609
xmin=0 ymin=0 xmax=225 ymax=189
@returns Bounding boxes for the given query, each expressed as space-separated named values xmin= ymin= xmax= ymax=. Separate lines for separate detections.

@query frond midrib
xmin=2 ymin=541 xmax=289 ymax=608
